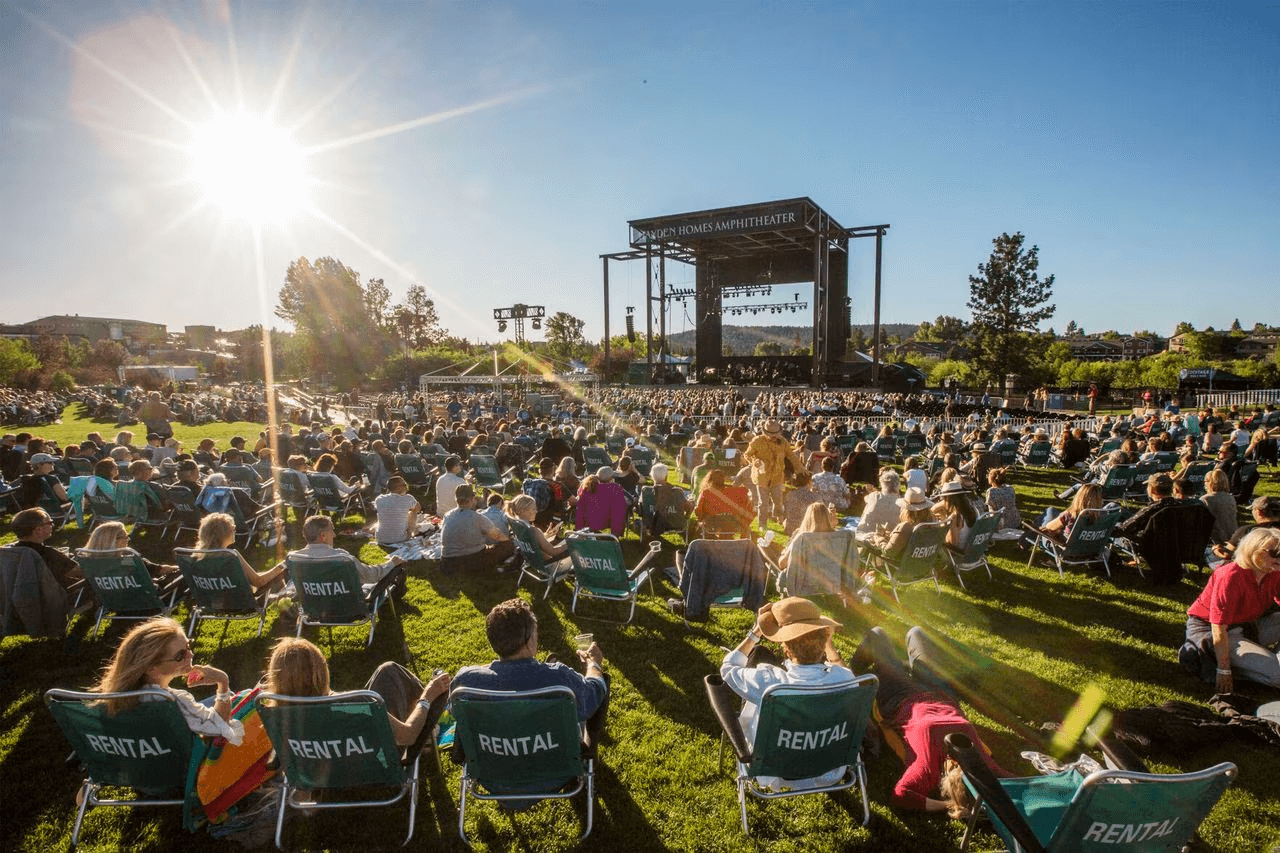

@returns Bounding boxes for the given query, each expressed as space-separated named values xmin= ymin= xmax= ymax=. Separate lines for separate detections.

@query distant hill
xmin=666 ymin=324 xmax=917 ymax=355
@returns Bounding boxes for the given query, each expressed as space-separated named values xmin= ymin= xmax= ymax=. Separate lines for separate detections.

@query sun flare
xmin=188 ymin=111 xmax=309 ymax=224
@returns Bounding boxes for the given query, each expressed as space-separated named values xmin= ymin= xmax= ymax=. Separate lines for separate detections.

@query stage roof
xmin=627 ymin=197 xmax=846 ymax=260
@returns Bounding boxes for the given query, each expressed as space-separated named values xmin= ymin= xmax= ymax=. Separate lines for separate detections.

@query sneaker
xmin=666 ymin=598 xmax=685 ymax=616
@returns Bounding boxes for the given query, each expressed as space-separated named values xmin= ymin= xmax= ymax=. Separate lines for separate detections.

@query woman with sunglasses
xmin=1181 ymin=527 xmax=1280 ymax=693
xmin=92 ymin=617 xmax=243 ymax=744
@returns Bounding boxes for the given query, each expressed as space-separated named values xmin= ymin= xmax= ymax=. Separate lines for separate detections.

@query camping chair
xmin=581 ymin=445 xmax=613 ymax=473
xmin=275 ymin=468 xmax=316 ymax=523
xmin=85 ymin=488 xmax=128 ymax=529
xmin=451 ymin=684 xmax=595 ymax=846
xmin=759 ymin=529 xmax=859 ymax=600
xmin=45 ymin=687 xmax=196 ymax=850
xmin=1151 ymin=450 xmax=1179 ymax=474
xmin=306 ymin=473 xmax=365 ymax=523
xmin=0 ymin=544 xmax=80 ymax=637
xmin=1025 ymin=508 xmax=1123 ymax=579
xmin=394 ymin=453 xmax=435 ymax=495
xmin=566 ymin=533 xmax=662 ymax=624
xmin=285 ymin=552 xmax=396 ymax=649
xmin=469 ymin=454 xmax=515 ymax=496
xmin=175 ymin=547 xmax=279 ymax=639
xmin=646 ymin=485 xmax=692 ymax=545
xmin=945 ymin=512 xmax=1001 ymax=590
xmin=65 ymin=456 xmax=94 ymax=477
xmin=1177 ymin=460 xmax=1216 ymax=498
xmin=873 ymin=436 xmax=897 ymax=464
xmin=511 ymin=517 xmax=574 ymax=600
xmin=629 ymin=445 xmax=656 ymax=477
xmin=700 ymin=510 xmax=750 ymax=540
xmin=258 ymin=690 xmax=425 ymax=850
xmin=859 ymin=521 xmax=948 ymax=603
xmin=1096 ymin=464 xmax=1137 ymax=504
xmin=902 ymin=434 xmax=927 ymax=459
xmin=605 ymin=435 xmax=626 ymax=456
xmin=1115 ymin=501 xmax=1215 ymax=583
xmin=198 ymin=485 xmax=279 ymax=549
xmin=1019 ymin=443 xmax=1052 ymax=468
xmin=76 ymin=548 xmax=183 ymax=639
xmin=675 ymin=538 xmax=770 ymax=622
xmin=161 ymin=483 xmax=203 ymax=541
xmin=222 ymin=465 xmax=269 ymax=503
xmin=705 ymin=675 xmax=879 ymax=834
xmin=944 ymin=732 xmax=1236 ymax=853
xmin=1123 ymin=459 xmax=1160 ymax=503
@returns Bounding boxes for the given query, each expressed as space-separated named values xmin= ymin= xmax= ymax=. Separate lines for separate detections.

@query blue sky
xmin=1 ymin=1 xmax=1276 ymax=345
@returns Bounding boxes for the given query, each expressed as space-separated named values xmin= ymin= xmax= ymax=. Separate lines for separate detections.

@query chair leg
xmin=579 ymin=760 xmax=595 ymax=841
xmin=70 ymin=781 xmax=92 ymax=847
xmin=273 ymin=781 xmax=289 ymax=851
xmin=403 ymin=756 xmax=420 ymax=846
xmin=458 ymin=772 xmax=472 ymax=847
xmin=738 ymin=776 xmax=750 ymax=835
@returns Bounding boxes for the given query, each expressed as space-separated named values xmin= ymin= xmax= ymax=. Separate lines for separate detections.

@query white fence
xmin=1193 ymin=389 xmax=1280 ymax=409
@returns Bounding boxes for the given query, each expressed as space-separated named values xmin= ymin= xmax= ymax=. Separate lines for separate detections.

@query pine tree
xmin=967 ymin=232 xmax=1055 ymax=392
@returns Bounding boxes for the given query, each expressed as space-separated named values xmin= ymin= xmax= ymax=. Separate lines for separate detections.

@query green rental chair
xmin=451 ymin=684 xmax=595 ymax=846
xmin=760 ymin=529 xmax=859 ymax=599
xmin=85 ymin=488 xmax=128 ymax=529
xmin=1020 ymin=443 xmax=1053 ymax=468
xmin=76 ymin=548 xmax=183 ymax=639
xmin=705 ymin=675 xmax=879 ymax=834
xmin=46 ymin=687 xmax=196 ymax=850
xmin=305 ymin=473 xmax=365 ymax=523
xmin=859 ymin=521 xmax=948 ymax=603
xmin=1097 ymin=464 xmax=1138 ymax=504
xmin=581 ymin=446 xmax=613 ymax=473
xmin=469 ymin=454 xmax=515 ymax=495
xmin=1025 ymin=507 xmax=1123 ymax=579
xmin=1177 ymin=460 xmax=1215 ymax=497
xmin=945 ymin=732 xmax=1236 ymax=853
xmin=258 ymin=690 xmax=425 ymax=850
xmin=566 ymin=533 xmax=662 ymax=624
xmin=945 ymin=512 xmax=1001 ymax=590
xmin=175 ymin=547 xmax=278 ymax=639
xmin=393 ymin=453 xmax=434 ymax=493
xmin=285 ymin=552 xmax=394 ymax=648
xmin=511 ymin=518 xmax=574 ymax=600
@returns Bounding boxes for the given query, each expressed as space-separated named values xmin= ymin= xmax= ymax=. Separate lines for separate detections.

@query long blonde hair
xmin=93 ymin=617 xmax=185 ymax=714
xmin=795 ymin=502 xmax=836 ymax=536
xmin=264 ymin=637 xmax=330 ymax=698
xmin=938 ymin=758 xmax=976 ymax=819
xmin=86 ymin=521 xmax=129 ymax=551
xmin=197 ymin=513 xmax=236 ymax=550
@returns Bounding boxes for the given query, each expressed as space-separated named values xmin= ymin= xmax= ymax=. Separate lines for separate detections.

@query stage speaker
xmin=625 ymin=314 xmax=636 ymax=343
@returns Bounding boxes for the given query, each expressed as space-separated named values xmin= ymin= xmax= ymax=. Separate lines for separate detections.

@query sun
xmin=188 ymin=111 xmax=310 ymax=224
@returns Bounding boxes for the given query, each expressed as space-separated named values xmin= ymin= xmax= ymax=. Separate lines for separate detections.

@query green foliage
xmin=754 ymin=341 xmax=782 ymax=357
xmin=967 ymin=232 xmax=1056 ymax=389
xmin=915 ymin=314 xmax=969 ymax=345
xmin=1174 ymin=321 xmax=1196 ymax=336
xmin=0 ymin=338 xmax=40 ymax=385
xmin=1180 ymin=330 xmax=1231 ymax=360
xmin=928 ymin=358 xmax=976 ymax=386
xmin=47 ymin=369 xmax=75 ymax=392
xmin=393 ymin=284 xmax=444 ymax=349
xmin=544 ymin=311 xmax=587 ymax=364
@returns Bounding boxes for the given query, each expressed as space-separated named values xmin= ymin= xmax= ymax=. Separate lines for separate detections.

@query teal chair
xmin=581 ymin=446 xmax=613 ymax=473
xmin=285 ymin=552 xmax=395 ymax=648
xmin=76 ymin=548 xmax=182 ymax=639
xmin=259 ymin=690 xmax=425 ymax=849
xmin=945 ymin=512 xmax=1001 ymax=590
xmin=859 ymin=521 xmax=948 ymax=603
xmin=946 ymin=732 xmax=1236 ymax=853
xmin=175 ymin=548 xmax=278 ymax=639
xmin=46 ymin=687 xmax=196 ymax=849
xmin=511 ymin=518 xmax=573 ymax=600
xmin=1178 ymin=460 xmax=1215 ymax=497
xmin=1097 ymin=464 xmax=1137 ymax=504
xmin=565 ymin=533 xmax=662 ymax=624
xmin=1026 ymin=508 xmax=1123 ymax=579
xmin=706 ymin=675 xmax=879 ymax=834
xmin=451 ymin=684 xmax=595 ymax=845
xmin=469 ymin=454 xmax=514 ymax=495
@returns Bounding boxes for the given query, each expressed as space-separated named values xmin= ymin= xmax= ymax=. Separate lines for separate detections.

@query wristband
xmin=1216 ymin=667 xmax=1232 ymax=675
xmin=216 ymin=688 xmax=232 ymax=702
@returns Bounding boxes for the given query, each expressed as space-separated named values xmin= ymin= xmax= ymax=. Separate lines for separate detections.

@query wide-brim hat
xmin=936 ymin=481 xmax=971 ymax=497
xmin=760 ymin=597 xmax=840 ymax=643
xmin=897 ymin=486 xmax=934 ymax=512
xmin=763 ymin=419 xmax=784 ymax=435
xmin=970 ymin=443 xmax=989 ymax=453
xmin=1034 ymin=429 xmax=1048 ymax=437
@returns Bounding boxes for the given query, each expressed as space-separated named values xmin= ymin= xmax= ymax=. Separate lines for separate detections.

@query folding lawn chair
xmin=566 ymin=533 xmax=662 ymax=624
xmin=511 ymin=517 xmax=574 ymax=600
xmin=1025 ymin=508 xmax=1123 ymax=579
xmin=76 ymin=547 xmax=183 ymax=639
xmin=629 ymin=445 xmax=656 ymax=477
xmin=469 ymin=454 xmax=515 ymax=496
xmin=945 ymin=732 xmax=1236 ymax=853
xmin=760 ymin=529 xmax=859 ymax=599
xmin=275 ymin=468 xmax=316 ymax=522
xmin=676 ymin=538 xmax=770 ymax=622
xmin=85 ymin=488 xmax=128 ymax=529
xmin=859 ymin=521 xmax=948 ymax=603
xmin=945 ymin=512 xmax=1000 ymax=590
xmin=394 ymin=453 xmax=435 ymax=494
xmin=873 ymin=436 xmax=897 ymax=464
xmin=581 ymin=446 xmax=612 ymax=473
xmin=45 ymin=687 xmax=196 ymax=850
xmin=198 ymin=485 xmax=278 ymax=549
xmin=258 ymin=690 xmax=426 ymax=850
xmin=305 ymin=473 xmax=365 ymax=523
xmin=161 ymin=483 xmax=203 ymax=541
xmin=285 ymin=552 xmax=397 ymax=648
xmin=222 ymin=464 xmax=268 ymax=503
xmin=175 ymin=547 xmax=279 ymax=639
xmin=1019 ymin=444 xmax=1053 ymax=468
xmin=451 ymin=685 xmax=596 ymax=846
xmin=705 ymin=675 xmax=879 ymax=834
xmin=1095 ymin=464 xmax=1137 ymax=504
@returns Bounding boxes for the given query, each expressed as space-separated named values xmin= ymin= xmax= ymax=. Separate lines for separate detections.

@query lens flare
xmin=189 ymin=111 xmax=309 ymax=223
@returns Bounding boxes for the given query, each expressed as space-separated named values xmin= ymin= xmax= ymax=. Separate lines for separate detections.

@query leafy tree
xmin=929 ymin=359 xmax=976 ymax=387
xmin=0 ymin=338 xmax=40 ymax=385
xmin=914 ymin=315 xmax=968 ymax=344
xmin=848 ymin=327 xmax=867 ymax=355
xmin=1173 ymin=321 xmax=1195 ymax=336
xmin=276 ymin=256 xmax=390 ymax=386
xmin=754 ymin=341 xmax=782 ymax=357
xmin=393 ymin=284 xmax=444 ymax=348
xmin=1064 ymin=320 xmax=1081 ymax=337
xmin=1181 ymin=330 xmax=1230 ymax=360
xmin=544 ymin=311 xmax=586 ymax=364
xmin=363 ymin=277 xmax=394 ymax=332
xmin=967 ymin=232 xmax=1056 ymax=391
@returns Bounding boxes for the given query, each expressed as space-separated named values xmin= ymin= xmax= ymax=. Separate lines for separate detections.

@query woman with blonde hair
xmin=1039 ymin=483 xmax=1103 ymax=540
xmin=93 ymin=617 xmax=242 ymax=742
xmin=263 ymin=637 xmax=450 ymax=747
xmin=778 ymin=502 xmax=838 ymax=571
xmin=507 ymin=494 xmax=570 ymax=559
xmin=85 ymin=521 xmax=178 ymax=579
xmin=1201 ymin=469 xmax=1237 ymax=544
xmin=195 ymin=513 xmax=286 ymax=592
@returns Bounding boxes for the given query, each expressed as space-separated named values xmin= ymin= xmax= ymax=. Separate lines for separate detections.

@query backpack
xmin=521 ymin=478 xmax=551 ymax=513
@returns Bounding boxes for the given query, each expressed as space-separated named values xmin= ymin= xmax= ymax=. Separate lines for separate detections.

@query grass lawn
xmin=3 ymin=405 xmax=1278 ymax=851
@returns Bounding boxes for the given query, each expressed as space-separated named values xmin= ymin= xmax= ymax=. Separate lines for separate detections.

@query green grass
xmin=3 ymin=405 xmax=1279 ymax=851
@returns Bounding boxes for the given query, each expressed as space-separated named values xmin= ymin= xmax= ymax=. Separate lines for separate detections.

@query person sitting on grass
xmin=262 ymin=637 xmax=451 ymax=746
xmin=374 ymin=476 xmax=421 ymax=547
xmin=710 ymin=597 xmax=854 ymax=792
xmin=850 ymin=624 xmax=1012 ymax=816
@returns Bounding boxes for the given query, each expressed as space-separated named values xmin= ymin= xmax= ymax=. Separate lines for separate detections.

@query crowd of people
xmin=2 ymin=381 xmax=1279 ymax=846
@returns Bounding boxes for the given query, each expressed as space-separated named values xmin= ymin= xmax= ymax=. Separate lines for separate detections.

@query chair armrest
xmin=629 ymin=540 xmax=663 ymax=580
xmin=366 ymin=564 xmax=406 ymax=604
xmin=945 ymin=733 xmax=1046 ymax=853
xmin=704 ymin=675 xmax=752 ymax=764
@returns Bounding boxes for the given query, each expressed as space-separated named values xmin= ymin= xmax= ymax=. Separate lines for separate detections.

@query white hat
xmin=897 ymin=487 xmax=934 ymax=512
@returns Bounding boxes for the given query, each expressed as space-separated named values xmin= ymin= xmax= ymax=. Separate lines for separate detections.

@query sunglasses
xmin=171 ymin=639 xmax=194 ymax=662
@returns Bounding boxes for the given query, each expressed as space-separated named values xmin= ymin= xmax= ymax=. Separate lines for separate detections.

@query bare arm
xmin=1211 ymin=622 xmax=1233 ymax=694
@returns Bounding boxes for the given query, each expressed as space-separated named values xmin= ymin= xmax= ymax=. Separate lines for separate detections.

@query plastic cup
xmin=573 ymin=633 xmax=594 ymax=652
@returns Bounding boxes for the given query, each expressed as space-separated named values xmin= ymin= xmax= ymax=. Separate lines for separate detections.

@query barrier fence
xmin=1192 ymin=389 xmax=1280 ymax=409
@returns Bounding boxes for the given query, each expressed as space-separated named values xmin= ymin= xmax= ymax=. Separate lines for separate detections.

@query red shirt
xmin=1187 ymin=562 xmax=1280 ymax=625
xmin=694 ymin=485 xmax=752 ymax=524
xmin=891 ymin=697 xmax=1009 ymax=809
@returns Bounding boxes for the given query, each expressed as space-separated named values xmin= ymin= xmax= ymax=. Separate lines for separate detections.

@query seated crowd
xmin=3 ymin=384 xmax=1278 ymax=845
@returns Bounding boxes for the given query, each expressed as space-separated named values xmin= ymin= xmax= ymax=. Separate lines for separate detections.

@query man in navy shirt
xmin=451 ymin=598 xmax=608 ymax=737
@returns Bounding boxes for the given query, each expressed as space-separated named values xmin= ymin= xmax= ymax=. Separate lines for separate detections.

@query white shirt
xmin=374 ymin=492 xmax=419 ymax=544
xmin=435 ymin=472 xmax=467 ymax=517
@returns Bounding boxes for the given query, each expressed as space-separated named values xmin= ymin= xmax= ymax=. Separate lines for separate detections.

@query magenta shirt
xmin=575 ymin=481 xmax=628 ymax=536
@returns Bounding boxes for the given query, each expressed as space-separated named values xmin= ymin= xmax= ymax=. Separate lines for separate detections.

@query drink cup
xmin=573 ymin=633 xmax=594 ymax=652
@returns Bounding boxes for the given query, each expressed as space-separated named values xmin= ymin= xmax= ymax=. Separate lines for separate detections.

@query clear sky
xmin=2 ymin=1 xmax=1276 ymax=345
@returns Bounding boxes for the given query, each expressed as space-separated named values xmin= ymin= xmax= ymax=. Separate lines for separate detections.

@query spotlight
xmin=497 ymin=320 xmax=507 ymax=332
xmin=531 ymin=318 xmax=541 ymax=330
